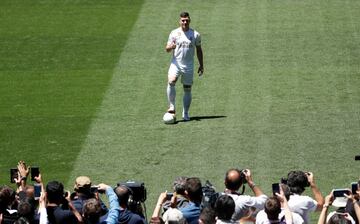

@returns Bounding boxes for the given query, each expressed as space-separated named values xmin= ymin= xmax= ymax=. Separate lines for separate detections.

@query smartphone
xmin=352 ymin=182 xmax=358 ymax=194
xmin=31 ymin=166 xmax=40 ymax=181
xmin=333 ymin=189 xmax=350 ymax=198
xmin=166 ymin=192 xmax=173 ymax=200
xmin=10 ymin=168 xmax=18 ymax=183
xmin=34 ymin=184 xmax=41 ymax=200
xmin=272 ymin=183 xmax=280 ymax=196
xmin=355 ymin=155 xmax=360 ymax=160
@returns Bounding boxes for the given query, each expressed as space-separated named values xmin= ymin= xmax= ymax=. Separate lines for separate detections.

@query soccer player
xmin=165 ymin=11 xmax=204 ymax=121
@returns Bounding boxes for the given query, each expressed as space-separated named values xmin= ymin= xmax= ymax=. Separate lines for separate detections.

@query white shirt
xmin=256 ymin=209 xmax=304 ymax=224
xmin=227 ymin=194 xmax=268 ymax=222
xmin=167 ymin=27 xmax=201 ymax=72
xmin=287 ymin=194 xmax=317 ymax=224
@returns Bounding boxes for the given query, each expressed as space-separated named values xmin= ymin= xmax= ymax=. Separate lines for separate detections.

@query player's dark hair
xmin=180 ymin=11 xmax=190 ymax=18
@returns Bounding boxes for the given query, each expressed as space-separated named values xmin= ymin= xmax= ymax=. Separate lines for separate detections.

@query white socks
xmin=183 ymin=88 xmax=192 ymax=115
xmin=167 ymin=83 xmax=176 ymax=111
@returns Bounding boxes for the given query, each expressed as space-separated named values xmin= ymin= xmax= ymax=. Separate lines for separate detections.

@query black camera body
xmin=117 ymin=180 xmax=146 ymax=202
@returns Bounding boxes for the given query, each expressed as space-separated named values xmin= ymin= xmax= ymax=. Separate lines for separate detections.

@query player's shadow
xmin=177 ymin=115 xmax=226 ymax=123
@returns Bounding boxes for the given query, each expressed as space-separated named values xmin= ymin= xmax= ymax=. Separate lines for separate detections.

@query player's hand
xmin=198 ymin=66 xmax=204 ymax=76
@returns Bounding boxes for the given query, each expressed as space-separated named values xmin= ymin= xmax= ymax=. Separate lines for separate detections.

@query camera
xmin=117 ymin=180 xmax=147 ymax=202
xmin=166 ymin=192 xmax=174 ymax=200
xmin=240 ymin=169 xmax=248 ymax=184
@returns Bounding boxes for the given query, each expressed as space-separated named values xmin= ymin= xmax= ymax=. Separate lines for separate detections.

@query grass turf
xmin=1 ymin=0 xmax=360 ymax=222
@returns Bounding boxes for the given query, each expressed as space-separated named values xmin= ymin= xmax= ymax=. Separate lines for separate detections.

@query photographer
xmin=82 ymin=183 xmax=120 ymax=224
xmin=286 ymin=171 xmax=324 ymax=224
xmin=114 ymin=185 xmax=146 ymax=224
xmin=71 ymin=176 xmax=108 ymax=216
xmin=223 ymin=168 xmax=268 ymax=222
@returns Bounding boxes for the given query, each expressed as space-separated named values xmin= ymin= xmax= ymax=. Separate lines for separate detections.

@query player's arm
xmin=166 ymin=42 xmax=176 ymax=52
xmin=196 ymin=45 xmax=203 ymax=73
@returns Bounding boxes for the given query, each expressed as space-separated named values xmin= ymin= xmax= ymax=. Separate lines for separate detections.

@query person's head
xmin=114 ymin=185 xmax=131 ymax=207
xmin=74 ymin=176 xmax=92 ymax=195
xmin=0 ymin=185 xmax=16 ymax=212
xmin=199 ymin=207 xmax=216 ymax=224
xmin=82 ymin=198 xmax=101 ymax=224
xmin=162 ymin=208 xmax=187 ymax=224
xmin=179 ymin=11 xmax=191 ymax=31
xmin=327 ymin=213 xmax=354 ymax=224
xmin=287 ymin=170 xmax=310 ymax=194
xmin=214 ymin=195 xmax=235 ymax=221
xmin=173 ymin=176 xmax=188 ymax=195
xmin=185 ymin=177 xmax=202 ymax=203
xmin=264 ymin=197 xmax=282 ymax=221
xmin=224 ymin=168 xmax=244 ymax=191
xmin=281 ymin=184 xmax=291 ymax=201
xmin=46 ymin=181 xmax=65 ymax=204
xmin=17 ymin=200 xmax=34 ymax=222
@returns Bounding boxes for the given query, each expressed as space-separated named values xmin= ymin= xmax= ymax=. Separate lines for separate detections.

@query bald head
xmin=225 ymin=169 xmax=243 ymax=191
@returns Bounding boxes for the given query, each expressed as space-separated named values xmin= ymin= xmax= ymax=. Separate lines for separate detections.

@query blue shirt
xmin=180 ymin=202 xmax=201 ymax=224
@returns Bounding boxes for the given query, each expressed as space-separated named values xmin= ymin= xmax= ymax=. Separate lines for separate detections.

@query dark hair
xmin=17 ymin=201 xmax=34 ymax=223
xmin=328 ymin=213 xmax=353 ymax=224
xmin=185 ymin=177 xmax=202 ymax=203
xmin=225 ymin=169 xmax=244 ymax=191
xmin=287 ymin=171 xmax=310 ymax=194
xmin=173 ymin=176 xmax=187 ymax=195
xmin=83 ymin=198 xmax=102 ymax=224
xmin=264 ymin=197 xmax=282 ymax=221
xmin=180 ymin=12 xmax=190 ymax=18
xmin=199 ymin=207 xmax=216 ymax=224
xmin=46 ymin=181 xmax=65 ymax=204
xmin=0 ymin=186 xmax=16 ymax=212
xmin=281 ymin=184 xmax=291 ymax=201
xmin=214 ymin=195 xmax=235 ymax=221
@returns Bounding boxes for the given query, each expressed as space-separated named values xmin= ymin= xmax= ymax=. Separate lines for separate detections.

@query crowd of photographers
xmin=1 ymin=161 xmax=360 ymax=224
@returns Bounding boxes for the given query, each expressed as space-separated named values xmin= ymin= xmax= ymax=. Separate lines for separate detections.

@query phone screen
xmin=272 ymin=183 xmax=280 ymax=196
xmin=31 ymin=167 xmax=40 ymax=181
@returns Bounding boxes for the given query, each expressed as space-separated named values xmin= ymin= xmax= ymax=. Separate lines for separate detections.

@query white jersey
xmin=167 ymin=27 xmax=201 ymax=73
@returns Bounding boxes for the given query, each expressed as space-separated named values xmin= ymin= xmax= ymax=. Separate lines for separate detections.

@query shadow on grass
xmin=177 ymin=115 xmax=227 ymax=123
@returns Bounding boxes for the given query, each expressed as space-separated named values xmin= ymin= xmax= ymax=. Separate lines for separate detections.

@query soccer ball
xmin=163 ymin=112 xmax=176 ymax=124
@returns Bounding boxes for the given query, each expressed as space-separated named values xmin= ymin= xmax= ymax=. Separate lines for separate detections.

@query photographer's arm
xmin=244 ymin=169 xmax=264 ymax=197
xmin=307 ymin=172 xmax=324 ymax=211
xmin=276 ymin=189 xmax=292 ymax=224
xmin=151 ymin=192 xmax=168 ymax=221
xmin=98 ymin=183 xmax=120 ymax=224
xmin=317 ymin=192 xmax=333 ymax=224
xmin=66 ymin=191 xmax=83 ymax=223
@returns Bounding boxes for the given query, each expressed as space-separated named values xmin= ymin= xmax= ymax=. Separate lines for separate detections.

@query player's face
xmin=179 ymin=17 xmax=190 ymax=31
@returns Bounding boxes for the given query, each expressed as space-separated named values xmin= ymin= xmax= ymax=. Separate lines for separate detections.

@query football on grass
xmin=163 ymin=112 xmax=176 ymax=124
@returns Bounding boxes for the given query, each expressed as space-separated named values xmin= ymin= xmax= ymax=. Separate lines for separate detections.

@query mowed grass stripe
xmin=0 ymin=0 xmax=144 ymax=184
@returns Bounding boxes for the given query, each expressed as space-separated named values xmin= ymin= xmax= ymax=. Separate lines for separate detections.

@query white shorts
xmin=168 ymin=63 xmax=193 ymax=86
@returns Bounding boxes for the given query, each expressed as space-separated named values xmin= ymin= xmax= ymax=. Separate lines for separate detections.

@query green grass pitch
xmin=1 ymin=0 xmax=360 ymax=221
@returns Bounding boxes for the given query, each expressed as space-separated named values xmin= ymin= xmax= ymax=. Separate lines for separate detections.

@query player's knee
xmin=183 ymin=85 xmax=192 ymax=91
